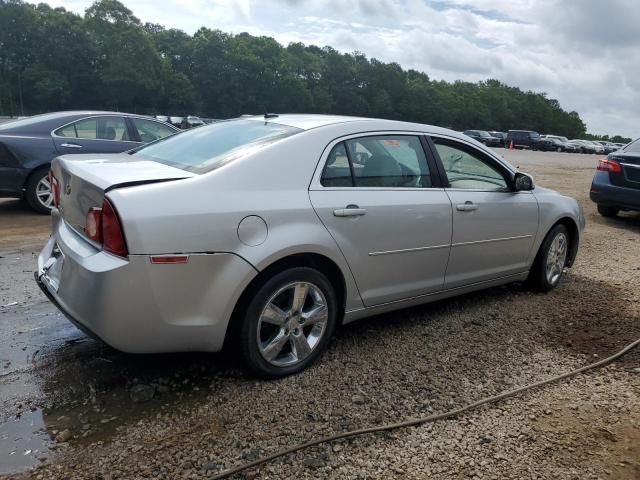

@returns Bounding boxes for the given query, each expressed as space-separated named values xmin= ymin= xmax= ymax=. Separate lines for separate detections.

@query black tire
xmin=527 ymin=224 xmax=570 ymax=292
xmin=239 ymin=267 xmax=338 ymax=378
xmin=25 ymin=167 xmax=53 ymax=214
xmin=597 ymin=204 xmax=619 ymax=218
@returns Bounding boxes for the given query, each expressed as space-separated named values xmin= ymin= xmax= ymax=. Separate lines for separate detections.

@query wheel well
xmin=223 ymin=253 xmax=347 ymax=349
xmin=23 ymin=164 xmax=50 ymax=191
xmin=554 ymin=217 xmax=579 ymax=267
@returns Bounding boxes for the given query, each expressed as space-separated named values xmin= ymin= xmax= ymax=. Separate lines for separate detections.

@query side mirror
xmin=514 ymin=172 xmax=534 ymax=191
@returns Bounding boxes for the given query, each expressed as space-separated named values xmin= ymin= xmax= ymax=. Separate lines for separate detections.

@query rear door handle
xmin=60 ymin=143 xmax=83 ymax=149
xmin=456 ymin=202 xmax=478 ymax=212
xmin=333 ymin=205 xmax=367 ymax=217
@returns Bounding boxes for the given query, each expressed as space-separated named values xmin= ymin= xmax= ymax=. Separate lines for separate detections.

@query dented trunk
xmin=50 ymin=153 xmax=195 ymax=235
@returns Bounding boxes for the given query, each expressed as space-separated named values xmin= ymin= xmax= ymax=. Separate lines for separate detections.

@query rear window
xmin=624 ymin=138 xmax=640 ymax=153
xmin=132 ymin=119 xmax=302 ymax=173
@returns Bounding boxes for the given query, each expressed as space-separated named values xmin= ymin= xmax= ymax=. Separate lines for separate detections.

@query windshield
xmin=478 ymin=131 xmax=492 ymax=137
xmin=133 ymin=119 xmax=302 ymax=173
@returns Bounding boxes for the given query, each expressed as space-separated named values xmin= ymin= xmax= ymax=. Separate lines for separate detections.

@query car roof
xmin=243 ymin=114 xmax=465 ymax=138
xmin=0 ymin=111 xmax=174 ymax=135
xmin=242 ymin=114 xmax=515 ymax=173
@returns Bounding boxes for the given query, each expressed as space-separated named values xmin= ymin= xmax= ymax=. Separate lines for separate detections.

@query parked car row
xmin=462 ymin=129 xmax=627 ymax=154
xmin=0 ymin=111 xmax=180 ymax=213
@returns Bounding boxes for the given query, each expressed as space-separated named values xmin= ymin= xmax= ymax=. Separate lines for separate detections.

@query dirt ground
xmin=0 ymin=149 xmax=639 ymax=479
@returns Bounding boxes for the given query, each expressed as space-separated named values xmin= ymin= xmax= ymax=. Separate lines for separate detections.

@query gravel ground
xmin=1 ymin=150 xmax=639 ymax=479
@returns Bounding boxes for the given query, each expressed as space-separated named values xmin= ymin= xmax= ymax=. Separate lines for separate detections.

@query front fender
xmin=531 ymin=187 xmax=584 ymax=267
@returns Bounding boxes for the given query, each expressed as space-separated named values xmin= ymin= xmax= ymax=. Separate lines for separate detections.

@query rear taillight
xmin=102 ymin=199 xmax=128 ymax=257
xmin=597 ymin=158 xmax=622 ymax=173
xmin=83 ymin=199 xmax=128 ymax=257
xmin=49 ymin=170 xmax=60 ymax=207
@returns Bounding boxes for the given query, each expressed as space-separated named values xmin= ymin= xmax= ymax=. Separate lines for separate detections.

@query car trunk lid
xmin=51 ymin=153 xmax=195 ymax=235
xmin=608 ymin=152 xmax=640 ymax=189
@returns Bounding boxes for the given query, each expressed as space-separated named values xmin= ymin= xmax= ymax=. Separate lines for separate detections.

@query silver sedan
xmin=36 ymin=115 xmax=585 ymax=378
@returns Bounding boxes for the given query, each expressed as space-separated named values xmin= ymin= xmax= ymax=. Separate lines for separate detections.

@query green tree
xmin=1 ymin=0 xmax=629 ymax=140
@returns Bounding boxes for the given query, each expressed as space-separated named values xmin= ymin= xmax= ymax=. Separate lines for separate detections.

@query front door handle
xmin=456 ymin=201 xmax=478 ymax=212
xmin=334 ymin=204 xmax=367 ymax=217
xmin=60 ymin=143 xmax=83 ymax=149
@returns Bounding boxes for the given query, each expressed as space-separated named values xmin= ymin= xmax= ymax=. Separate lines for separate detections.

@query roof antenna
xmin=264 ymin=112 xmax=278 ymax=119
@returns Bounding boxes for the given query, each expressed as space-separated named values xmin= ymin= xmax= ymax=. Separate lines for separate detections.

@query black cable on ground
xmin=210 ymin=337 xmax=640 ymax=479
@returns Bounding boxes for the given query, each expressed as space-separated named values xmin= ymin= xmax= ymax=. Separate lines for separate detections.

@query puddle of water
xmin=0 ymin=410 xmax=53 ymax=474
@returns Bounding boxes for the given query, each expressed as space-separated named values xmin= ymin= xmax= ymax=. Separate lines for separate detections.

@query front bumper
xmin=36 ymin=211 xmax=257 ymax=353
xmin=590 ymin=171 xmax=640 ymax=211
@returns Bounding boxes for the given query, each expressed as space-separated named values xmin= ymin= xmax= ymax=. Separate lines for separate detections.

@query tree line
xmin=0 ymin=0 xmax=631 ymax=142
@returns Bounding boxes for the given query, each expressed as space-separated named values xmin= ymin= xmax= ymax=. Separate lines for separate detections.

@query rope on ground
xmin=210 ymin=337 xmax=640 ymax=479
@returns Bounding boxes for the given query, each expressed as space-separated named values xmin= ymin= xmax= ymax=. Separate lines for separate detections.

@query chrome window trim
xmin=314 ymin=187 xmax=447 ymax=192
xmin=50 ymin=114 xmax=177 ymax=144
xmin=444 ymin=188 xmax=533 ymax=194
xmin=310 ymin=130 xmax=440 ymax=191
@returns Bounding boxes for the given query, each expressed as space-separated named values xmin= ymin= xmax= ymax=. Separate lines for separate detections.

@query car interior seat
xmin=360 ymin=155 xmax=403 ymax=187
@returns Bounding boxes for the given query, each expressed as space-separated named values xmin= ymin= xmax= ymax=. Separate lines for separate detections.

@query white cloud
xmin=45 ymin=0 xmax=638 ymax=137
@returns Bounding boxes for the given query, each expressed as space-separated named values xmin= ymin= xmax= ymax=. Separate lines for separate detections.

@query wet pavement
xmin=0 ymin=281 xmax=246 ymax=473
xmin=0 ymin=199 xmax=239 ymax=473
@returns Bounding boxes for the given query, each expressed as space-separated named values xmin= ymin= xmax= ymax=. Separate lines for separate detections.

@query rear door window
xmin=132 ymin=118 xmax=176 ymax=143
xmin=624 ymin=139 xmax=640 ymax=153
xmin=321 ymin=135 xmax=433 ymax=188
xmin=55 ymin=117 xmax=130 ymax=141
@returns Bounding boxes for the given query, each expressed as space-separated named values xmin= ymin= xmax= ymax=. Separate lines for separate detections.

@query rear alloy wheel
xmin=25 ymin=168 xmax=53 ymax=214
xmin=597 ymin=204 xmax=619 ymax=218
xmin=239 ymin=267 xmax=337 ymax=378
xmin=528 ymin=224 xmax=569 ymax=292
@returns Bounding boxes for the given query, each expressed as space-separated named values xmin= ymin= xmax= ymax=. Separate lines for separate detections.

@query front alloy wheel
xmin=239 ymin=267 xmax=337 ymax=378
xmin=528 ymin=224 xmax=570 ymax=292
xmin=545 ymin=231 xmax=568 ymax=286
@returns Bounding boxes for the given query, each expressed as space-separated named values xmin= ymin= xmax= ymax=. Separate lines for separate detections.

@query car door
xmin=309 ymin=134 xmax=453 ymax=307
xmin=430 ymin=136 xmax=539 ymax=289
xmin=52 ymin=115 xmax=138 ymax=154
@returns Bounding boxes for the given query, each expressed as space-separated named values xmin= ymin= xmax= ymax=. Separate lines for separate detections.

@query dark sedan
xmin=0 ymin=111 xmax=179 ymax=213
xmin=537 ymin=137 xmax=566 ymax=152
xmin=590 ymin=137 xmax=640 ymax=217
xmin=462 ymin=130 xmax=502 ymax=147
xmin=488 ymin=131 xmax=507 ymax=147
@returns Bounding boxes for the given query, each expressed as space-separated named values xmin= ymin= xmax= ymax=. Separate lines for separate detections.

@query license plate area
xmin=42 ymin=243 xmax=64 ymax=292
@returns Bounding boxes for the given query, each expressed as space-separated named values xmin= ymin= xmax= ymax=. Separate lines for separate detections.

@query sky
xmin=45 ymin=0 xmax=640 ymax=138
